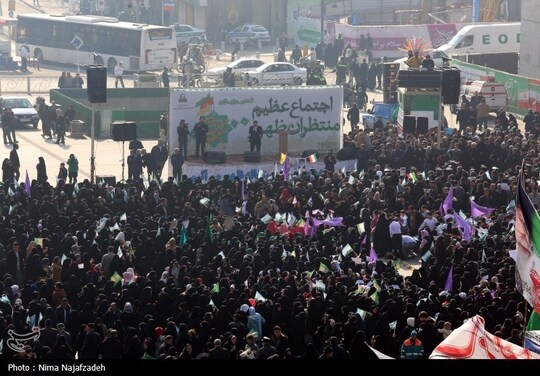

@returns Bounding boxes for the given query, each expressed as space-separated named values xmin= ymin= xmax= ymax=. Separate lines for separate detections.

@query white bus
xmin=15 ymin=14 xmax=177 ymax=72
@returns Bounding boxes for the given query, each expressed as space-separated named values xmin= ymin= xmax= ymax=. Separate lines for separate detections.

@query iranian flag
xmin=307 ymin=153 xmax=318 ymax=163
xmin=515 ymin=166 xmax=540 ymax=309
xmin=516 ymin=165 xmax=540 ymax=352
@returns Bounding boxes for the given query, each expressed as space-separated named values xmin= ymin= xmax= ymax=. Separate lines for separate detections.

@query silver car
xmin=246 ymin=62 xmax=307 ymax=86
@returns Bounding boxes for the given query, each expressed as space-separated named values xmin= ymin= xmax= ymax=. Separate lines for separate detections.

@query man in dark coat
xmin=80 ymin=323 xmax=101 ymax=359
xmin=208 ymin=338 xmax=229 ymax=359
xmin=150 ymin=140 xmax=168 ymax=181
xmin=9 ymin=143 xmax=20 ymax=181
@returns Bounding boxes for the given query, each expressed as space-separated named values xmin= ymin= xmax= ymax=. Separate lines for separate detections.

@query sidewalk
xmin=18 ymin=0 xmax=66 ymax=15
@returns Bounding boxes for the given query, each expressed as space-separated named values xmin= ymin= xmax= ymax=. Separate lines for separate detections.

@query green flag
xmin=211 ymin=282 xmax=220 ymax=294
xmin=370 ymin=291 xmax=379 ymax=305
xmin=319 ymin=263 xmax=329 ymax=273
xmin=179 ymin=225 xmax=188 ymax=246
xmin=205 ymin=214 xmax=214 ymax=243
xmin=255 ymin=291 xmax=267 ymax=303
xmin=110 ymin=272 xmax=122 ymax=285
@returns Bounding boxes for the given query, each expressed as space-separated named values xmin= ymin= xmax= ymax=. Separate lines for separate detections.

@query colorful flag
xmin=283 ymin=156 xmax=290 ymax=181
xmin=315 ymin=280 xmax=326 ymax=291
xmin=444 ymin=266 xmax=453 ymax=291
xmin=24 ymin=170 xmax=31 ymax=197
xmin=441 ymin=186 xmax=454 ymax=215
xmin=205 ymin=214 xmax=214 ymax=243
xmin=369 ymin=247 xmax=378 ymax=263
xmin=341 ymin=244 xmax=353 ymax=257
xmin=307 ymin=153 xmax=318 ymax=163
xmin=421 ymin=250 xmax=432 ymax=263
xmin=255 ymin=291 xmax=267 ymax=303
xmin=470 ymin=198 xmax=495 ymax=217
xmin=515 ymin=167 xmax=540 ymax=308
xmin=110 ymin=272 xmax=122 ymax=285
xmin=279 ymin=153 xmax=287 ymax=164
xmin=370 ymin=291 xmax=379 ymax=305
xmin=319 ymin=263 xmax=329 ymax=273
xmin=409 ymin=172 xmax=417 ymax=183
xmin=179 ymin=225 xmax=188 ymax=246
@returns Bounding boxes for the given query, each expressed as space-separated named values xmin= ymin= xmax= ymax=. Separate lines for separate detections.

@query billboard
xmin=168 ymin=86 xmax=343 ymax=156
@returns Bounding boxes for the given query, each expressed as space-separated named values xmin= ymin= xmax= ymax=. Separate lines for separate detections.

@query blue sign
xmin=71 ymin=35 xmax=84 ymax=50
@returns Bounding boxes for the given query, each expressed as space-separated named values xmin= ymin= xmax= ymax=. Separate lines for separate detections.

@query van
xmin=458 ymin=80 xmax=508 ymax=113
xmin=434 ymin=22 xmax=521 ymax=61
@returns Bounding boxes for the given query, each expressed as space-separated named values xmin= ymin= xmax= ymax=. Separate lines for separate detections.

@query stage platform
xmin=181 ymin=154 xmax=356 ymax=181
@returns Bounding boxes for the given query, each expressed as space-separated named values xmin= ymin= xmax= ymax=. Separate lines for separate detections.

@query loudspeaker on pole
xmin=86 ymin=65 xmax=107 ymax=103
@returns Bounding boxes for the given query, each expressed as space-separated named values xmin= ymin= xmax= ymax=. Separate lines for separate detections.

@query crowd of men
xmin=0 ymin=109 xmax=534 ymax=360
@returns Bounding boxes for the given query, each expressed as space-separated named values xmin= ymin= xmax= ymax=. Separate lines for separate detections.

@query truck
xmin=433 ymin=22 xmax=520 ymax=64
xmin=396 ymin=88 xmax=442 ymax=133
xmin=362 ymin=102 xmax=398 ymax=130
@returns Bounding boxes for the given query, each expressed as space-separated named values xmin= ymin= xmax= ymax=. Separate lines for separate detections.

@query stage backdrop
xmin=168 ymin=86 xmax=343 ymax=157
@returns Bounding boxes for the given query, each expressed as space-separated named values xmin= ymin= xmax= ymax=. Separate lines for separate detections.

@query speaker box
xmin=336 ymin=147 xmax=356 ymax=161
xmin=96 ymin=175 xmax=116 ymax=186
xmin=441 ymin=67 xmax=461 ymax=104
xmin=86 ymin=65 xmax=107 ymax=103
xmin=416 ymin=117 xmax=429 ymax=134
xmin=403 ymin=116 xmax=416 ymax=134
xmin=398 ymin=69 xmax=441 ymax=89
xmin=111 ymin=121 xmax=137 ymax=142
xmin=204 ymin=151 xmax=227 ymax=164
xmin=244 ymin=151 xmax=261 ymax=163
xmin=300 ymin=149 xmax=319 ymax=158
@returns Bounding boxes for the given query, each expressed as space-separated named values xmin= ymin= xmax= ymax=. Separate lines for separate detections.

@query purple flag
xmin=304 ymin=218 xmax=311 ymax=237
xmin=470 ymin=198 xmax=494 ymax=217
xmin=283 ymin=156 xmax=290 ymax=181
xmin=241 ymin=179 xmax=245 ymax=201
xmin=24 ymin=170 xmax=31 ymax=197
xmin=441 ymin=186 xmax=453 ymax=215
xmin=453 ymin=213 xmax=472 ymax=242
xmin=444 ymin=266 xmax=453 ymax=291
xmin=369 ymin=247 xmax=378 ymax=263
xmin=321 ymin=217 xmax=343 ymax=227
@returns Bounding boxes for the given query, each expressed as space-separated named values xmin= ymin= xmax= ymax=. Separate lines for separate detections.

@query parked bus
xmin=15 ymin=14 xmax=177 ymax=72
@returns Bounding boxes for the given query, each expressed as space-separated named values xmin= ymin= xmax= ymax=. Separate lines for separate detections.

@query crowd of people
xmin=0 ymin=108 xmax=534 ymax=360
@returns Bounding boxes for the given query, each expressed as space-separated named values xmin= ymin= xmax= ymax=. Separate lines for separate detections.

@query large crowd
xmin=0 ymin=113 xmax=534 ymax=360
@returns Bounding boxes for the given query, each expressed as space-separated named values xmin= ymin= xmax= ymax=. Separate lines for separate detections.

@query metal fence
xmin=0 ymin=71 xmax=310 ymax=95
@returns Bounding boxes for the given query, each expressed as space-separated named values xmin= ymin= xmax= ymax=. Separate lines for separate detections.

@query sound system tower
xmin=111 ymin=121 xmax=137 ymax=141
xmin=86 ymin=65 xmax=107 ymax=103
xmin=416 ymin=117 xmax=429 ymax=134
xmin=244 ymin=151 xmax=261 ymax=163
xmin=397 ymin=69 xmax=441 ymax=89
xmin=383 ymin=63 xmax=399 ymax=104
xmin=441 ymin=67 xmax=461 ymax=104
xmin=204 ymin=151 xmax=227 ymax=164
xmin=403 ymin=116 xmax=416 ymax=134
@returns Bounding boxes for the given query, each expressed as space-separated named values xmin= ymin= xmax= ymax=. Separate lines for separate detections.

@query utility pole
xmin=320 ymin=0 xmax=324 ymax=43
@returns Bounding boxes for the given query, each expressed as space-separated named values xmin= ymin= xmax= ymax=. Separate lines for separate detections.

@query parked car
xmin=227 ymin=24 xmax=271 ymax=46
xmin=1 ymin=97 xmax=39 ymax=128
xmin=207 ymin=58 xmax=265 ymax=78
xmin=246 ymin=62 xmax=307 ymax=86
xmin=171 ymin=24 xmax=206 ymax=44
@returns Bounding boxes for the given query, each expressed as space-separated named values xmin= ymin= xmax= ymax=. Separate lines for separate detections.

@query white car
xmin=171 ymin=24 xmax=206 ymax=44
xmin=227 ymin=24 xmax=271 ymax=46
xmin=246 ymin=62 xmax=307 ymax=86
xmin=2 ymin=97 xmax=40 ymax=128
xmin=207 ymin=58 xmax=265 ymax=78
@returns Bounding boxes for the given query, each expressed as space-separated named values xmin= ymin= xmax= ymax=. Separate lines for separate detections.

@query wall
xmin=452 ymin=59 xmax=540 ymax=115
xmin=50 ymin=88 xmax=169 ymax=138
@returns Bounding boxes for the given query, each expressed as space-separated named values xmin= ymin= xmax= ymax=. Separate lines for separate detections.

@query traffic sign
xmin=71 ymin=35 xmax=84 ymax=50
xmin=97 ymin=0 xmax=105 ymax=11
xmin=8 ymin=11 xmax=15 ymax=18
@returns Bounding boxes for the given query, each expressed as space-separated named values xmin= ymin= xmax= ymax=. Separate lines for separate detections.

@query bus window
xmin=148 ymin=28 xmax=172 ymax=41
